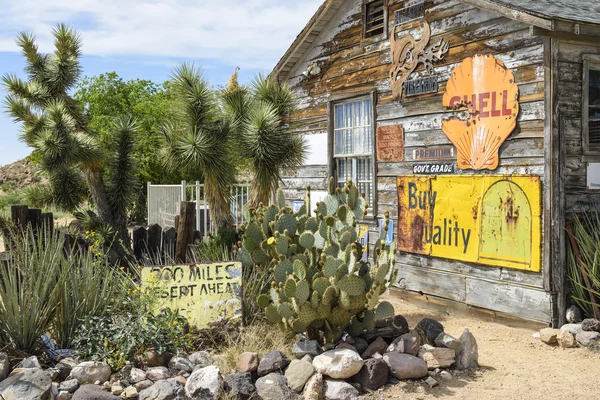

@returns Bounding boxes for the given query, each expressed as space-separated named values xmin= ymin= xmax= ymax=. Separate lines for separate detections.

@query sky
xmin=0 ymin=0 xmax=322 ymax=166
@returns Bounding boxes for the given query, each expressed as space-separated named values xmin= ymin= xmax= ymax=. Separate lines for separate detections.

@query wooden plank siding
xmin=277 ymin=0 xmax=600 ymax=324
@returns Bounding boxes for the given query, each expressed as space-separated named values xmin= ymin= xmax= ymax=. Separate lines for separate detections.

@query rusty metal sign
xmin=442 ymin=55 xmax=520 ymax=170
xmin=377 ymin=124 xmax=404 ymax=162
xmin=394 ymin=1 xmax=425 ymax=26
xmin=403 ymin=76 xmax=439 ymax=97
xmin=389 ymin=19 xmax=449 ymax=100
xmin=396 ymin=175 xmax=541 ymax=272
xmin=412 ymin=146 xmax=456 ymax=161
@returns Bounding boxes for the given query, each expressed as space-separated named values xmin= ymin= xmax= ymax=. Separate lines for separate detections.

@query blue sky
xmin=0 ymin=0 xmax=322 ymax=166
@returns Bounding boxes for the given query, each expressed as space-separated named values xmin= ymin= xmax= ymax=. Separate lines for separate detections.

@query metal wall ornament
xmin=389 ymin=19 xmax=449 ymax=100
xmin=441 ymin=55 xmax=520 ymax=171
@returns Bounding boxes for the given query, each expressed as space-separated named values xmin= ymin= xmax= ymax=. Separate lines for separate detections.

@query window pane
xmin=334 ymin=129 xmax=344 ymax=156
xmin=589 ymin=69 xmax=600 ymax=145
xmin=335 ymin=104 xmax=345 ymax=129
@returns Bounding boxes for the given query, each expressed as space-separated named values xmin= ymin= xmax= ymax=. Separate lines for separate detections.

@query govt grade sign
xmin=142 ymin=262 xmax=242 ymax=328
xmin=397 ymin=175 xmax=541 ymax=272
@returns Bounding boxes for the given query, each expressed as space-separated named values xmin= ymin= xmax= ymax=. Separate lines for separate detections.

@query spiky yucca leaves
xmin=2 ymin=25 xmax=138 ymax=249
xmin=161 ymin=63 xmax=234 ymax=230
xmin=223 ymin=73 xmax=305 ymax=208
xmin=240 ymin=178 xmax=397 ymax=343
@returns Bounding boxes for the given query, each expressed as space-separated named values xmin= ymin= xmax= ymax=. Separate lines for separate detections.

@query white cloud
xmin=0 ymin=0 xmax=323 ymax=69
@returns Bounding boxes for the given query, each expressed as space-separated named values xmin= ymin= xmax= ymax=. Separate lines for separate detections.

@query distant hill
xmin=0 ymin=159 xmax=40 ymax=191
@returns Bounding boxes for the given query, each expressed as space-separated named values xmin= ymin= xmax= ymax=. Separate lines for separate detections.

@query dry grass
xmin=208 ymin=322 xmax=296 ymax=374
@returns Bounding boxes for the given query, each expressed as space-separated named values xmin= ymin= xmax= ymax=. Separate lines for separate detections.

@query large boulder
xmin=146 ymin=367 xmax=171 ymax=381
xmin=361 ymin=337 xmax=388 ymax=359
xmin=415 ymin=318 xmax=444 ymax=346
xmin=285 ymin=359 xmax=314 ymax=393
xmin=20 ymin=356 xmax=42 ymax=369
xmin=139 ymin=379 xmax=185 ymax=400
xmin=455 ymin=328 xmax=479 ymax=370
xmin=168 ymin=356 xmax=194 ymax=373
xmin=257 ymin=351 xmax=290 ymax=377
xmin=0 ymin=368 xmax=52 ymax=400
xmin=236 ymin=352 xmax=259 ymax=373
xmin=576 ymin=330 xmax=600 ymax=347
xmin=582 ymin=318 xmax=600 ymax=332
xmin=255 ymin=373 xmax=297 ymax=400
xmin=72 ymin=384 xmax=120 ymax=400
xmin=68 ymin=361 xmax=111 ymax=385
xmin=0 ymin=353 xmax=10 ymax=382
xmin=353 ymin=358 xmax=389 ymax=391
xmin=323 ymin=379 xmax=360 ymax=400
xmin=312 ymin=349 xmax=363 ymax=380
xmin=224 ymin=372 xmax=256 ymax=400
xmin=189 ymin=351 xmax=212 ymax=368
xmin=387 ymin=332 xmax=419 ymax=356
xmin=185 ymin=365 xmax=222 ymax=399
xmin=129 ymin=367 xmax=147 ymax=384
xmin=303 ymin=372 xmax=323 ymax=400
xmin=418 ymin=345 xmax=455 ymax=369
xmin=292 ymin=340 xmax=323 ymax=359
xmin=383 ymin=353 xmax=428 ymax=380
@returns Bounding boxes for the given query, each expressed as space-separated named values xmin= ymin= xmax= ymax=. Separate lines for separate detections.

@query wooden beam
xmin=176 ymin=201 xmax=195 ymax=263
xmin=461 ymin=0 xmax=554 ymax=31
xmin=530 ymin=26 xmax=600 ymax=43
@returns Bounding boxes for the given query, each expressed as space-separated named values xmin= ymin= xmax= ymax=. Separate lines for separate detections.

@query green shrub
xmin=239 ymin=178 xmax=397 ymax=343
xmin=72 ymin=309 xmax=192 ymax=371
xmin=0 ymin=227 xmax=130 ymax=355
xmin=567 ymin=210 xmax=600 ymax=319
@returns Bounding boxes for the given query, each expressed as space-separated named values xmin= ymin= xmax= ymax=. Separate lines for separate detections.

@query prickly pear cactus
xmin=238 ymin=178 xmax=398 ymax=343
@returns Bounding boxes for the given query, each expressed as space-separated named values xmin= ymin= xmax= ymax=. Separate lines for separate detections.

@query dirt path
xmin=369 ymin=295 xmax=600 ymax=400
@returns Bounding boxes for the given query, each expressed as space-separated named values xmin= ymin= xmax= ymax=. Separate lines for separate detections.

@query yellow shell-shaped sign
xmin=442 ymin=55 xmax=519 ymax=170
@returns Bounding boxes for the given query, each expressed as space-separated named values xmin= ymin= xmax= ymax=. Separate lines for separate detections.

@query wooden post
xmin=147 ymin=224 xmax=162 ymax=257
xmin=176 ymin=201 xmax=195 ymax=263
xmin=27 ymin=208 xmax=42 ymax=231
xmin=132 ymin=226 xmax=148 ymax=260
xmin=11 ymin=205 xmax=29 ymax=231
xmin=163 ymin=227 xmax=177 ymax=260
xmin=41 ymin=212 xmax=54 ymax=233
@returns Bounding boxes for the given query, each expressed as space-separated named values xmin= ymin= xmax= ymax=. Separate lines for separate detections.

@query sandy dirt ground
xmin=367 ymin=294 xmax=600 ymax=400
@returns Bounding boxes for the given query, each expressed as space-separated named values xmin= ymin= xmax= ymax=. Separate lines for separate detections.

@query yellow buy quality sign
xmin=141 ymin=262 xmax=242 ymax=328
xmin=397 ymin=175 xmax=542 ymax=272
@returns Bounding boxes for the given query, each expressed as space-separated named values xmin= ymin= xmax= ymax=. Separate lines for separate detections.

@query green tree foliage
xmin=2 ymin=25 xmax=139 ymax=243
xmin=222 ymin=73 xmax=306 ymax=208
xmin=74 ymin=72 xmax=176 ymax=186
xmin=160 ymin=63 xmax=235 ymax=230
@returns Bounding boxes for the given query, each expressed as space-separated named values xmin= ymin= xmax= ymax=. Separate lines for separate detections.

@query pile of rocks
xmin=535 ymin=318 xmax=600 ymax=349
xmin=0 ymin=316 xmax=479 ymax=400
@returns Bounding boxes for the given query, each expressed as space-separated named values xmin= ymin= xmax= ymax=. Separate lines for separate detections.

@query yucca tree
xmin=2 ymin=25 xmax=138 ymax=246
xmin=222 ymin=73 xmax=305 ymax=208
xmin=160 ymin=63 xmax=235 ymax=230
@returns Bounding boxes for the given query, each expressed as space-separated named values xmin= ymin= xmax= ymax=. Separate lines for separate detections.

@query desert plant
xmin=160 ymin=63 xmax=235 ymax=230
xmin=222 ymin=73 xmax=305 ymax=208
xmin=238 ymin=178 xmax=397 ymax=343
xmin=567 ymin=210 xmax=600 ymax=319
xmin=2 ymin=25 xmax=139 ymax=247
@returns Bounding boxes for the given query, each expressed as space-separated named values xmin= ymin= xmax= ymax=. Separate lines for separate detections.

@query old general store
xmin=273 ymin=0 xmax=600 ymax=326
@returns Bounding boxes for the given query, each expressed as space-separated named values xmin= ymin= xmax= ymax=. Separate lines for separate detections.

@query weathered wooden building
xmin=273 ymin=0 xmax=600 ymax=326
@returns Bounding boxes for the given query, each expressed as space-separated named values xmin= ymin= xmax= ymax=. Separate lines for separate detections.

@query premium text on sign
xmin=397 ymin=175 xmax=541 ymax=272
xmin=142 ymin=262 xmax=242 ymax=328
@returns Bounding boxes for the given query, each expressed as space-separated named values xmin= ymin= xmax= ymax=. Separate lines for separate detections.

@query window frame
xmin=327 ymin=91 xmax=378 ymax=219
xmin=583 ymin=54 xmax=600 ymax=154
xmin=363 ymin=0 xmax=388 ymax=42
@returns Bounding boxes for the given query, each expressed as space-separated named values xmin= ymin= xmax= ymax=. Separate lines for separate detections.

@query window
xmin=333 ymin=98 xmax=374 ymax=208
xmin=584 ymin=55 xmax=600 ymax=152
xmin=364 ymin=0 xmax=385 ymax=38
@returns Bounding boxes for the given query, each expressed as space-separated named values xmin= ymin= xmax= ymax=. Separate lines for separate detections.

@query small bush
xmin=72 ymin=308 xmax=192 ymax=371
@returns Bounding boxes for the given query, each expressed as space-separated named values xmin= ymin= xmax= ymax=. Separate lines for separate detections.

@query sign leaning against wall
xmin=397 ymin=175 xmax=542 ymax=272
xmin=142 ymin=262 xmax=243 ymax=328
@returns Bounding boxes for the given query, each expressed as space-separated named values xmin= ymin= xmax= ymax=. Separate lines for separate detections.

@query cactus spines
xmin=242 ymin=177 xmax=396 ymax=343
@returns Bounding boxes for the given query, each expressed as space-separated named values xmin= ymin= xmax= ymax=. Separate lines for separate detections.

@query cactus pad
xmin=276 ymin=213 xmax=297 ymax=234
xmin=276 ymin=189 xmax=286 ymax=208
xmin=295 ymin=280 xmax=310 ymax=303
xmin=312 ymin=277 xmax=331 ymax=296
xmin=283 ymin=278 xmax=296 ymax=298
xmin=375 ymin=301 xmax=395 ymax=320
xmin=299 ymin=231 xmax=315 ymax=248
xmin=337 ymin=275 xmax=365 ymax=296
xmin=265 ymin=304 xmax=281 ymax=324
xmin=278 ymin=303 xmax=294 ymax=319
xmin=257 ymin=294 xmax=270 ymax=309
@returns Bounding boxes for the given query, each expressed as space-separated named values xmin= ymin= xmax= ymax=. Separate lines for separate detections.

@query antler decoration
xmin=389 ymin=20 xmax=449 ymax=100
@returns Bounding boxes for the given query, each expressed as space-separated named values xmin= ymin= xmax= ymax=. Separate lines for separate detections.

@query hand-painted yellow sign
xmin=397 ymin=175 xmax=541 ymax=272
xmin=141 ymin=263 xmax=242 ymax=328
xmin=442 ymin=55 xmax=519 ymax=170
